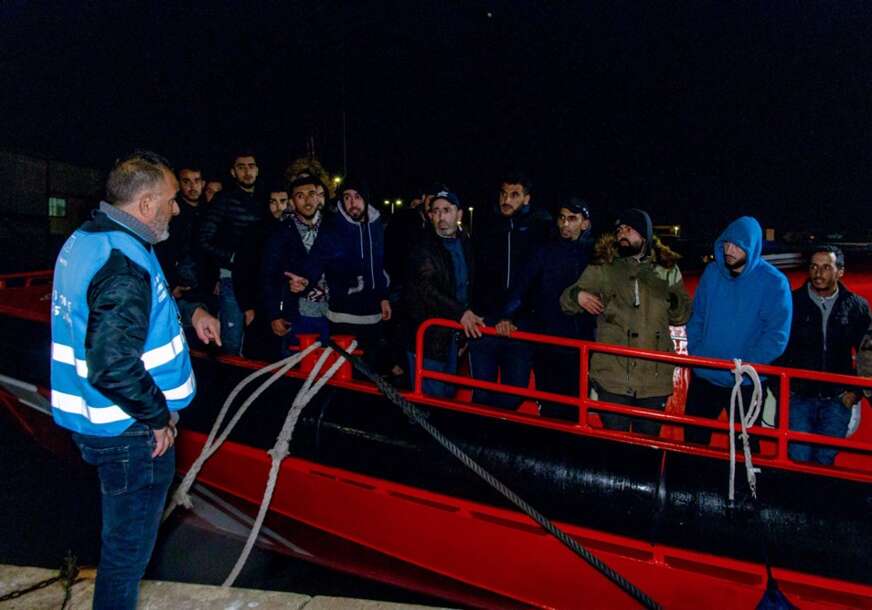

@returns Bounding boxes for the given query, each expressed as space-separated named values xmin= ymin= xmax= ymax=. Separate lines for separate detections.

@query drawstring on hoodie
xmin=634 ymin=278 xmax=640 ymax=307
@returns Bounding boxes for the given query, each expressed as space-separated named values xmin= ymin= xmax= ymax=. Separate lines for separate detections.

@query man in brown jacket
xmin=560 ymin=208 xmax=692 ymax=435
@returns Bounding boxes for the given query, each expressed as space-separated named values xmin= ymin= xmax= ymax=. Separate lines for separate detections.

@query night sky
xmin=2 ymin=1 xmax=871 ymax=239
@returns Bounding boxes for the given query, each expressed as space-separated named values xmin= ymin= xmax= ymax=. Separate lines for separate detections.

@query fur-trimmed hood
xmin=592 ymin=233 xmax=681 ymax=268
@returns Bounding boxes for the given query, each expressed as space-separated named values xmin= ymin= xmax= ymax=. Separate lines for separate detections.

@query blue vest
xmin=50 ymin=228 xmax=195 ymax=436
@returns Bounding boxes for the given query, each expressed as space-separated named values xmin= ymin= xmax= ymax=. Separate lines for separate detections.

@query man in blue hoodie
xmin=685 ymin=216 xmax=792 ymax=445
xmin=289 ymin=178 xmax=391 ymax=368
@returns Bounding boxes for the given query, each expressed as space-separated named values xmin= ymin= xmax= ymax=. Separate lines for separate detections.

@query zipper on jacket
xmin=368 ymin=222 xmax=375 ymax=288
xmin=506 ymin=220 xmax=513 ymax=289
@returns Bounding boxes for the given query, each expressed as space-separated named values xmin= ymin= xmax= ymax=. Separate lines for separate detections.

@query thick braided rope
xmin=164 ymin=343 xmax=321 ymax=522
xmin=328 ymin=339 xmax=661 ymax=610
xmin=223 ymin=342 xmax=357 ymax=586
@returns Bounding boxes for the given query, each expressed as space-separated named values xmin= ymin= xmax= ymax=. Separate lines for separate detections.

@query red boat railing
xmin=413 ymin=318 xmax=872 ymax=484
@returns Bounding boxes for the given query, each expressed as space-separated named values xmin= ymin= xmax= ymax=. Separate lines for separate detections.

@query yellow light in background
xmin=332 ymin=175 xmax=342 ymax=185
xmin=384 ymin=199 xmax=390 ymax=205
xmin=395 ymin=199 xmax=403 ymax=207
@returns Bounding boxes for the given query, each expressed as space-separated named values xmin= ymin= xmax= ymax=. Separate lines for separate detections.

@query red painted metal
xmin=6 ymin=267 xmax=872 ymax=608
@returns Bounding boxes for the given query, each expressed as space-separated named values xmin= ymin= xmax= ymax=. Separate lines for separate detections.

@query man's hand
xmin=191 ymin=307 xmax=222 ymax=346
xmin=841 ymin=391 xmax=859 ymax=409
xmin=576 ymin=290 xmax=605 ymax=315
xmin=172 ymin=285 xmax=191 ymax=299
xmin=284 ymin=272 xmax=309 ymax=294
xmin=495 ymin=319 xmax=517 ymax=336
xmin=152 ymin=426 xmax=175 ymax=458
xmin=460 ymin=309 xmax=485 ymax=338
xmin=271 ymin=318 xmax=292 ymax=337
xmin=381 ymin=299 xmax=392 ymax=321
xmin=244 ymin=309 xmax=255 ymax=326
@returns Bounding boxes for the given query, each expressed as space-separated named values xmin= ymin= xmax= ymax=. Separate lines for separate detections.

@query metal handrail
xmin=413 ymin=318 xmax=872 ymax=481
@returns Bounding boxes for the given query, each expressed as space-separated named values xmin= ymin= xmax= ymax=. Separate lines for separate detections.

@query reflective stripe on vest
xmin=50 ymin=227 xmax=195 ymax=436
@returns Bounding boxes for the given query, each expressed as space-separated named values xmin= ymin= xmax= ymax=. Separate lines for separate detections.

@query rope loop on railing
xmin=729 ymin=358 xmax=763 ymax=502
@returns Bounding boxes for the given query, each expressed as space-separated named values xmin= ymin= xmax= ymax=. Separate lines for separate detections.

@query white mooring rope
xmin=223 ymin=341 xmax=356 ymax=586
xmin=729 ymin=358 xmax=763 ymax=502
xmin=164 ymin=342 xmax=321 ymax=521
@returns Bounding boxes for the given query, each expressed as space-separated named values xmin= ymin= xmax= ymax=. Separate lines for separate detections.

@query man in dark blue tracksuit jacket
xmin=495 ymin=197 xmax=595 ymax=419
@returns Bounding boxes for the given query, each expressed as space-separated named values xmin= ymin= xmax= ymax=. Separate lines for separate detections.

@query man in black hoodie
xmin=198 ymin=150 xmax=261 ymax=355
xmin=468 ymin=173 xmax=551 ymax=409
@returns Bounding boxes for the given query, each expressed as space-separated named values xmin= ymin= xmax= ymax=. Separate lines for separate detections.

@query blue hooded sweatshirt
xmin=686 ymin=216 xmax=792 ymax=387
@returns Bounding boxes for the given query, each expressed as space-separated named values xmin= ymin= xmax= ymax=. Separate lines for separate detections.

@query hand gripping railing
xmin=413 ymin=318 xmax=872 ymax=484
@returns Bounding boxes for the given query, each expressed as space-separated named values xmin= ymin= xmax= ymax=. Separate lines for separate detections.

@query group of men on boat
xmin=48 ymin=150 xmax=872 ymax=609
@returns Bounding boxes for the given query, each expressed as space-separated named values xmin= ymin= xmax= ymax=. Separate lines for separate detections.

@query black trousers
xmin=684 ymin=373 xmax=765 ymax=450
xmin=535 ymin=345 xmax=580 ymax=421
xmin=595 ymin=385 xmax=668 ymax=437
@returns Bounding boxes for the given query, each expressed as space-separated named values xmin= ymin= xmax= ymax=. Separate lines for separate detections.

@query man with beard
xmin=288 ymin=178 xmax=390 ymax=368
xmin=778 ymin=246 xmax=870 ymax=464
xmin=198 ymin=150 xmax=262 ymax=355
xmin=496 ymin=198 xmax=595 ymax=420
xmin=404 ymin=191 xmax=482 ymax=396
xmin=685 ymin=216 xmax=792 ymax=446
xmin=156 ymin=165 xmax=205 ymax=298
xmin=468 ymin=174 xmax=551 ymax=409
xmin=561 ymin=209 xmax=691 ymax=435
xmin=50 ymin=152 xmax=220 ymax=610
xmin=261 ymin=176 xmax=331 ymax=356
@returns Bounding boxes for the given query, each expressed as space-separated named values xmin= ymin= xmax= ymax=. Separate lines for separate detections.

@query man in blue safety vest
xmin=50 ymin=151 xmax=220 ymax=610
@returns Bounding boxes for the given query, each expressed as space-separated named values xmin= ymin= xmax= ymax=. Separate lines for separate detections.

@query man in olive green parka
xmin=560 ymin=208 xmax=691 ymax=435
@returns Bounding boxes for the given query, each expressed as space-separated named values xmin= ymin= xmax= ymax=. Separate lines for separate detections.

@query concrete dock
xmin=0 ymin=565 xmax=455 ymax=609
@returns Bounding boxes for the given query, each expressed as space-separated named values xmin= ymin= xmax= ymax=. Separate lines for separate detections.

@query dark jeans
xmin=595 ymin=385 xmax=667 ymax=436
xmin=467 ymin=335 xmax=532 ymax=410
xmin=407 ymin=339 xmax=459 ymax=399
xmin=684 ymin=373 xmax=764 ymax=450
xmin=218 ymin=277 xmax=244 ymax=356
xmin=72 ymin=422 xmax=175 ymax=610
xmin=535 ymin=345 xmax=580 ymax=421
xmin=789 ymin=394 xmax=852 ymax=465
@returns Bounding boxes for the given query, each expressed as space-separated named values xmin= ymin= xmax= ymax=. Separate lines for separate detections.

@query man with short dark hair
xmin=468 ymin=173 xmax=551 ymax=409
xmin=50 ymin=152 xmax=220 ymax=610
xmin=261 ymin=176 xmax=331 ymax=355
xmin=204 ymin=178 xmax=223 ymax=203
xmin=685 ymin=216 xmax=792 ymax=446
xmin=268 ymin=187 xmax=290 ymax=220
xmin=561 ymin=209 xmax=691 ymax=434
xmin=198 ymin=150 xmax=262 ymax=355
xmin=404 ymin=190 xmax=482 ymax=396
xmin=156 ymin=166 xmax=205 ymax=298
xmin=496 ymin=197 xmax=595 ymax=419
xmin=779 ymin=246 xmax=870 ymax=464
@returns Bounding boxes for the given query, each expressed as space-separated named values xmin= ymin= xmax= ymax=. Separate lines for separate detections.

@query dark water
xmin=0 ymin=412 xmax=445 ymax=606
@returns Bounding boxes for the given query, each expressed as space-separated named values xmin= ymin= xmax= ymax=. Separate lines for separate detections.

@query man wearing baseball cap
xmin=404 ymin=190 xmax=482 ymax=396
xmin=495 ymin=196 xmax=595 ymax=420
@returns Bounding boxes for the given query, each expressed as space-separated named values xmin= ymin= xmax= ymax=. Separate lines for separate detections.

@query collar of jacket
xmin=98 ymin=201 xmax=160 ymax=245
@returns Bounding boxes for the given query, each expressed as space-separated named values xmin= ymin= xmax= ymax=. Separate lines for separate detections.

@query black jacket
xmin=155 ymin=197 xmax=204 ymax=289
xmin=499 ymin=233 xmax=595 ymax=339
xmin=259 ymin=214 xmax=318 ymax=322
xmin=779 ymin=281 xmax=871 ymax=397
xmin=384 ymin=206 xmax=429 ymax=292
xmin=403 ymin=229 xmax=475 ymax=360
xmin=471 ymin=204 xmax=552 ymax=320
xmin=198 ymin=184 xmax=263 ymax=274
xmin=82 ymin=211 xmax=203 ymax=429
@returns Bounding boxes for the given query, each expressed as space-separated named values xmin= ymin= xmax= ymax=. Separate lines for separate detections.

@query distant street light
xmin=468 ymin=206 xmax=474 ymax=234
xmin=332 ymin=175 xmax=342 ymax=185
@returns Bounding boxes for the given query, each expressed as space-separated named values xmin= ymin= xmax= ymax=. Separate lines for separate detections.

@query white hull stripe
xmin=53 ymin=333 xmax=186 ymax=377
